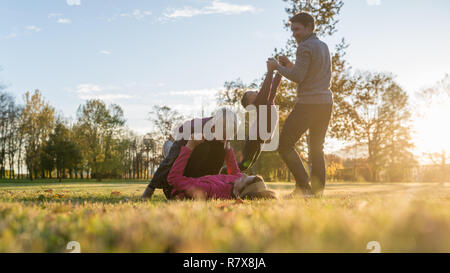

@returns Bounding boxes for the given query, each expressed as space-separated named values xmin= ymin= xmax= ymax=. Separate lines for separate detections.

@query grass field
xmin=0 ymin=180 xmax=449 ymax=253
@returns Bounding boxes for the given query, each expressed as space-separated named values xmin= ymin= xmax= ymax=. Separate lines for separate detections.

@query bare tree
xmin=6 ymin=103 xmax=23 ymax=179
xmin=149 ymin=105 xmax=183 ymax=140
xmin=0 ymin=91 xmax=14 ymax=178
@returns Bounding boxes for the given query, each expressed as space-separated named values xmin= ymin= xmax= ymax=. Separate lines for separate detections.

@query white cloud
xmin=58 ymin=18 xmax=71 ymax=24
xmin=48 ymin=13 xmax=71 ymax=24
xmin=120 ymin=9 xmax=152 ymax=20
xmin=48 ymin=13 xmax=63 ymax=18
xmin=163 ymin=7 xmax=202 ymax=19
xmin=67 ymin=0 xmax=81 ymax=6
xmin=26 ymin=25 xmax=41 ymax=32
xmin=168 ymin=88 xmax=220 ymax=97
xmin=204 ymin=0 xmax=259 ymax=14
xmin=162 ymin=0 xmax=260 ymax=20
xmin=367 ymin=0 xmax=381 ymax=6
xmin=74 ymin=83 xmax=134 ymax=101
xmin=80 ymin=94 xmax=133 ymax=101
xmin=3 ymin=26 xmax=41 ymax=40
xmin=107 ymin=9 xmax=152 ymax=22
xmin=99 ymin=50 xmax=112 ymax=55
xmin=76 ymin=84 xmax=105 ymax=94
xmin=4 ymin=33 xmax=17 ymax=39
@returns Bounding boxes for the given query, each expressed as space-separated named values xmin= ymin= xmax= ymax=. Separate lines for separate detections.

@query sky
xmin=1 ymin=0 xmax=450 ymax=157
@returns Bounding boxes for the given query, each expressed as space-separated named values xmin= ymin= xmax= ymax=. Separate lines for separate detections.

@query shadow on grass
xmin=266 ymin=182 xmax=398 ymax=191
xmin=0 ymin=192 xmax=169 ymax=205
xmin=0 ymin=179 xmax=149 ymax=187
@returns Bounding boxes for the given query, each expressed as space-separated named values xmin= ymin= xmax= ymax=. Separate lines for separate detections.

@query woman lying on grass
xmin=167 ymin=137 xmax=277 ymax=200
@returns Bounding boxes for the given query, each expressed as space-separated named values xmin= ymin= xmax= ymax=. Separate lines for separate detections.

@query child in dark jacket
xmin=238 ymin=64 xmax=282 ymax=171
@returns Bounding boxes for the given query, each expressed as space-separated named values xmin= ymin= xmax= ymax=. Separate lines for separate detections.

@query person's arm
xmin=168 ymin=145 xmax=234 ymax=199
xmin=254 ymin=71 xmax=274 ymax=105
xmin=225 ymin=147 xmax=241 ymax=176
xmin=167 ymin=146 xmax=200 ymax=192
xmin=277 ymin=44 xmax=312 ymax=84
xmin=268 ymin=72 xmax=282 ymax=104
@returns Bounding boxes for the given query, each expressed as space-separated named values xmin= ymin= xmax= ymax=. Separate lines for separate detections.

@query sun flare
xmin=413 ymin=103 xmax=450 ymax=157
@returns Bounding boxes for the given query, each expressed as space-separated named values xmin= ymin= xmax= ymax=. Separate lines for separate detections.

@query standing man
xmin=267 ymin=12 xmax=333 ymax=197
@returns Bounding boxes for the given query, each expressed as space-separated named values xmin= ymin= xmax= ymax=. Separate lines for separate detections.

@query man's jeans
xmin=278 ymin=103 xmax=332 ymax=195
xmin=145 ymin=140 xmax=226 ymax=199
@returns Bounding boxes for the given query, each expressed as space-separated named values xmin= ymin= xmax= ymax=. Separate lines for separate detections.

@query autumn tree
xmin=350 ymin=72 xmax=415 ymax=181
xmin=21 ymin=90 xmax=55 ymax=180
xmin=76 ymin=99 xmax=126 ymax=181
xmin=42 ymin=120 xmax=82 ymax=181
xmin=143 ymin=133 xmax=157 ymax=179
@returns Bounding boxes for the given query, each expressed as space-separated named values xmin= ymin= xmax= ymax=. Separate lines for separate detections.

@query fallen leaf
xmin=216 ymin=203 xmax=231 ymax=210
xmin=216 ymin=199 xmax=244 ymax=209
xmin=44 ymin=189 xmax=53 ymax=193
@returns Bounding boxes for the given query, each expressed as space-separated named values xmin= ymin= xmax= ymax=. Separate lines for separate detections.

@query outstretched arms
xmin=254 ymin=71 xmax=274 ymax=106
xmin=167 ymin=139 xmax=207 ymax=194
xmin=167 ymin=146 xmax=199 ymax=191
xmin=167 ymin=142 xmax=237 ymax=200
xmin=225 ymin=146 xmax=241 ymax=176
xmin=268 ymin=72 xmax=282 ymax=104
xmin=277 ymin=44 xmax=312 ymax=84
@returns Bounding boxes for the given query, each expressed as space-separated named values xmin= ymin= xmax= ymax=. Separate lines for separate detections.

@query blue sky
xmin=1 ymin=0 xmax=450 ymax=154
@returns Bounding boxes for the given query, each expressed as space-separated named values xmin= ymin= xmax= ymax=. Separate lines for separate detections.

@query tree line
xmin=0 ymin=90 xmax=173 ymax=181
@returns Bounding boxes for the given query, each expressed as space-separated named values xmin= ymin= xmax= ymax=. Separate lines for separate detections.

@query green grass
xmin=0 ymin=180 xmax=449 ymax=253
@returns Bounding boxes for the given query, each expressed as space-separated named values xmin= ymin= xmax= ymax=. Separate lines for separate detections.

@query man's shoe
xmin=313 ymin=190 xmax=324 ymax=198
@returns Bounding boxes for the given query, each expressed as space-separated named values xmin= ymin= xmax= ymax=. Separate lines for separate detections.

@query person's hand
xmin=223 ymin=140 xmax=231 ymax=150
xmin=266 ymin=58 xmax=274 ymax=72
xmin=233 ymin=174 xmax=250 ymax=200
xmin=267 ymin=58 xmax=279 ymax=72
xmin=278 ymin=55 xmax=294 ymax=68
xmin=186 ymin=134 xmax=205 ymax=150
